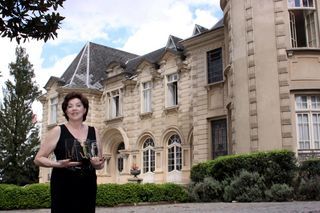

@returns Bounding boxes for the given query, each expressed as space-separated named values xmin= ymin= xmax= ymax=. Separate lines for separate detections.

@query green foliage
xmin=265 ymin=184 xmax=294 ymax=202
xmin=191 ymin=150 xmax=297 ymax=188
xmin=0 ymin=184 xmax=50 ymax=209
xmin=295 ymin=176 xmax=320 ymax=201
xmin=223 ymin=170 xmax=266 ymax=202
xmin=0 ymin=0 xmax=65 ymax=43
xmin=298 ymin=158 xmax=320 ymax=179
xmin=0 ymin=46 xmax=42 ymax=185
xmin=293 ymin=158 xmax=320 ymax=201
xmin=0 ymin=183 xmax=188 ymax=210
xmin=96 ymin=183 xmax=189 ymax=207
xmin=188 ymin=177 xmax=222 ymax=202
xmin=190 ymin=161 xmax=212 ymax=183
xmin=161 ymin=183 xmax=189 ymax=202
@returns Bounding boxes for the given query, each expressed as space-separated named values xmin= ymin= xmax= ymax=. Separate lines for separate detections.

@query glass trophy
xmin=65 ymin=139 xmax=98 ymax=162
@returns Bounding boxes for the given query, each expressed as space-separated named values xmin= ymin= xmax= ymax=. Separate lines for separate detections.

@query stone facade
xmin=38 ymin=0 xmax=320 ymax=184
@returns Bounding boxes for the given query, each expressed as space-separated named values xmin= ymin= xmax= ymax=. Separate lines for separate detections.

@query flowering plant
xmin=131 ymin=163 xmax=139 ymax=170
xmin=130 ymin=163 xmax=141 ymax=178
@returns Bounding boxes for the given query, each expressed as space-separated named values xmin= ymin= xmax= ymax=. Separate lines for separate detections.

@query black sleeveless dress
xmin=50 ymin=124 xmax=97 ymax=213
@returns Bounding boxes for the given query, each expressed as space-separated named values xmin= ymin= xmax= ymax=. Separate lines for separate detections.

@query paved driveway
xmin=1 ymin=201 xmax=320 ymax=213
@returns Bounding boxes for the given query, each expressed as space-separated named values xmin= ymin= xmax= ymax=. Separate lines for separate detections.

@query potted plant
xmin=130 ymin=163 xmax=141 ymax=178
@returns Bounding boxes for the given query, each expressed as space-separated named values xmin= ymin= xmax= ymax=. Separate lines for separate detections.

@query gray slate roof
xmin=60 ymin=42 xmax=138 ymax=90
xmin=46 ymin=18 xmax=224 ymax=91
xmin=193 ymin=24 xmax=209 ymax=36
xmin=124 ymin=35 xmax=184 ymax=75
xmin=211 ymin=18 xmax=224 ymax=30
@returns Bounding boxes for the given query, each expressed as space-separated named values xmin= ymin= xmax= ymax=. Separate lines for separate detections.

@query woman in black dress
xmin=34 ymin=92 xmax=105 ymax=213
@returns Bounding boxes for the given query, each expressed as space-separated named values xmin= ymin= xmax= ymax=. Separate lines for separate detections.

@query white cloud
xmin=122 ymin=1 xmax=221 ymax=55
xmin=49 ymin=0 xmax=221 ymax=46
xmin=1 ymin=0 xmax=222 ymax=119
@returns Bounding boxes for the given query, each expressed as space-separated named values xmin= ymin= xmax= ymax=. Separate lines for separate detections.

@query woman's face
xmin=66 ymin=98 xmax=86 ymax=121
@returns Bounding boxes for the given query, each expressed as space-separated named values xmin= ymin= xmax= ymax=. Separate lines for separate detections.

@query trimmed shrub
xmin=295 ymin=176 xmax=320 ymax=201
xmin=1 ymin=182 xmax=188 ymax=210
xmin=298 ymin=158 xmax=320 ymax=179
xmin=188 ymin=177 xmax=222 ymax=202
xmin=293 ymin=158 xmax=320 ymax=201
xmin=223 ymin=170 xmax=266 ymax=202
xmin=190 ymin=161 xmax=212 ymax=183
xmin=96 ymin=183 xmax=189 ymax=207
xmin=162 ymin=183 xmax=189 ymax=202
xmin=195 ymin=150 xmax=297 ymax=188
xmin=265 ymin=184 xmax=294 ymax=202
xmin=0 ymin=184 xmax=50 ymax=210
xmin=96 ymin=184 xmax=119 ymax=207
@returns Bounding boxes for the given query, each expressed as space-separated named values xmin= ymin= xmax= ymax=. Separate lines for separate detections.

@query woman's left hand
xmin=90 ymin=156 xmax=105 ymax=170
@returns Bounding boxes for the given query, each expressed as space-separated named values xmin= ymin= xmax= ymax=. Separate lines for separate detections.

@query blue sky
xmin=0 ymin=0 xmax=223 ymax=119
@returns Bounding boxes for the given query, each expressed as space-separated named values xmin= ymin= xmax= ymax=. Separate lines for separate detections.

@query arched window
xmin=143 ymin=138 xmax=155 ymax=173
xmin=168 ymin=134 xmax=182 ymax=172
xmin=117 ymin=142 xmax=125 ymax=172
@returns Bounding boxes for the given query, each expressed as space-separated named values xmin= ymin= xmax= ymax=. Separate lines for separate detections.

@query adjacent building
xmin=38 ymin=0 xmax=320 ymax=184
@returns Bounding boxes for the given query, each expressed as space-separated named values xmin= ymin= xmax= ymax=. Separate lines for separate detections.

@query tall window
xmin=117 ymin=142 xmax=125 ymax=172
xmin=211 ymin=119 xmax=228 ymax=159
xmin=108 ymin=90 xmax=121 ymax=119
xmin=288 ymin=0 xmax=319 ymax=48
xmin=207 ymin=48 xmax=223 ymax=84
xmin=49 ymin=97 xmax=58 ymax=124
xmin=167 ymin=73 xmax=178 ymax=107
xmin=168 ymin=134 xmax=182 ymax=172
xmin=143 ymin=138 xmax=155 ymax=173
xmin=142 ymin=82 xmax=152 ymax=113
xmin=296 ymin=95 xmax=320 ymax=150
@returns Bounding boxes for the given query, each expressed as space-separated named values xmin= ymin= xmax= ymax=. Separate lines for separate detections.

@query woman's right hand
xmin=56 ymin=159 xmax=82 ymax=168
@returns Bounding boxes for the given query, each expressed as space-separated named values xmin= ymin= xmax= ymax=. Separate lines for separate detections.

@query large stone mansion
xmin=38 ymin=0 xmax=320 ymax=184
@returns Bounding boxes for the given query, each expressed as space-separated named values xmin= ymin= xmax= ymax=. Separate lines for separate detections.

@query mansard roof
xmin=124 ymin=35 xmax=184 ymax=75
xmin=44 ymin=76 xmax=65 ymax=90
xmin=45 ymin=19 xmax=224 ymax=91
xmin=59 ymin=42 xmax=138 ymax=90
xmin=192 ymin=24 xmax=209 ymax=36
xmin=211 ymin=18 xmax=224 ymax=30
xmin=166 ymin=35 xmax=183 ymax=51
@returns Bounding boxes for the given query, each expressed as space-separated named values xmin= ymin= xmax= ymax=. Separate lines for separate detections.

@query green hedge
xmin=0 ymin=184 xmax=50 ymax=209
xmin=0 ymin=183 xmax=188 ymax=210
xmin=294 ymin=158 xmax=320 ymax=201
xmin=191 ymin=150 xmax=297 ymax=187
xmin=298 ymin=158 xmax=320 ymax=179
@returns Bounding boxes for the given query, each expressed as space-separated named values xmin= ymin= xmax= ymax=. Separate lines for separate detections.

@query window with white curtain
xmin=108 ymin=90 xmax=121 ymax=119
xmin=168 ymin=134 xmax=182 ymax=172
xmin=49 ymin=97 xmax=58 ymax=124
xmin=166 ymin=73 xmax=178 ymax=107
xmin=142 ymin=82 xmax=152 ymax=113
xmin=288 ymin=0 xmax=319 ymax=48
xmin=143 ymin=138 xmax=155 ymax=173
xmin=296 ymin=95 xmax=320 ymax=150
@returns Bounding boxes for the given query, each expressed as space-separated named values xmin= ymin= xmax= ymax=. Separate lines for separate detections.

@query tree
xmin=0 ymin=46 xmax=42 ymax=185
xmin=0 ymin=0 xmax=65 ymax=43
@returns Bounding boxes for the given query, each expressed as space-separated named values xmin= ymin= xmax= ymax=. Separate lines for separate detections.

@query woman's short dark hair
xmin=62 ymin=92 xmax=89 ymax=121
